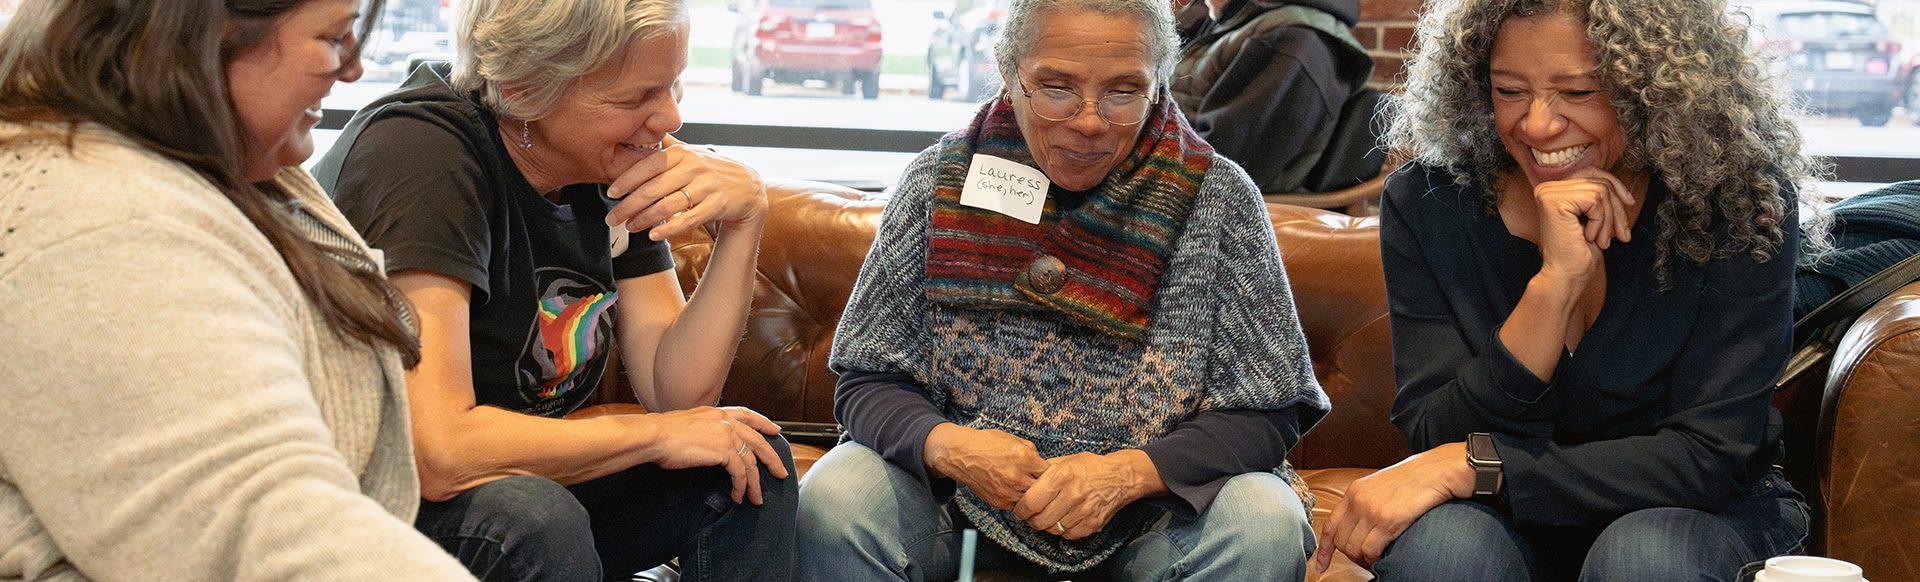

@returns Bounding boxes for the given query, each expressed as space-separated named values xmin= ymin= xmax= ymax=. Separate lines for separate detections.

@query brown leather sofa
xmin=587 ymin=184 xmax=1920 ymax=581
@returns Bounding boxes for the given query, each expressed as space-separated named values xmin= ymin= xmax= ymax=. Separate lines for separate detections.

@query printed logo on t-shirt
xmin=517 ymin=269 xmax=619 ymax=405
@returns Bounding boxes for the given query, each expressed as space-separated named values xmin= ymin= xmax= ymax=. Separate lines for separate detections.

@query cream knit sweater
xmin=0 ymin=123 xmax=472 ymax=581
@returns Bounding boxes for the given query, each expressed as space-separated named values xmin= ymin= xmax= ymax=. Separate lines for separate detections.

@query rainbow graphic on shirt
xmin=534 ymin=290 xmax=619 ymax=398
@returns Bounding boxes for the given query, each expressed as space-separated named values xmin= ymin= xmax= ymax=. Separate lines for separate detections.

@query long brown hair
xmin=0 ymin=0 xmax=420 ymax=366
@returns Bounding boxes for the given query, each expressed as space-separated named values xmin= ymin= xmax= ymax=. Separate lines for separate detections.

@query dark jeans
xmin=1372 ymin=470 xmax=1809 ymax=582
xmin=415 ymin=436 xmax=798 ymax=582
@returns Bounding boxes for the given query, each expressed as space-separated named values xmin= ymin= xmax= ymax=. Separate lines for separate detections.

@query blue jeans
xmin=414 ymin=436 xmax=798 ymax=582
xmin=794 ymin=443 xmax=1313 ymax=581
xmin=1371 ymin=470 xmax=1809 ymax=582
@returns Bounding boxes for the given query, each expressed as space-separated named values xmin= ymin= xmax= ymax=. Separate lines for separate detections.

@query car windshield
xmin=770 ymin=0 xmax=871 ymax=8
xmin=1776 ymin=11 xmax=1887 ymax=39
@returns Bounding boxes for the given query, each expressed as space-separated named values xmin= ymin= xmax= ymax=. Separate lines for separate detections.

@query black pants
xmin=415 ymin=436 xmax=798 ymax=582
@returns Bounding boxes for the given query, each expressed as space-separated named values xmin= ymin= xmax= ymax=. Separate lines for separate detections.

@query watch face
xmin=1468 ymin=433 xmax=1499 ymax=463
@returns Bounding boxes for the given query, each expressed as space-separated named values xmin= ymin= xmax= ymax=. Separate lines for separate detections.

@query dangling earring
xmin=518 ymin=119 xmax=534 ymax=149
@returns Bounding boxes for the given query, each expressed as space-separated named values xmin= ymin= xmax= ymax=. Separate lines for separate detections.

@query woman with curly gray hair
xmin=1313 ymin=0 xmax=1813 ymax=579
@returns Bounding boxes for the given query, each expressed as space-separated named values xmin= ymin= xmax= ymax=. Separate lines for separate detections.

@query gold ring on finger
xmin=1053 ymin=521 xmax=1067 ymax=534
xmin=736 ymin=443 xmax=750 ymax=457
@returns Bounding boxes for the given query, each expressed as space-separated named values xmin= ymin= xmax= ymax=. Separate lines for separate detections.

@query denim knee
xmin=1201 ymin=473 xmax=1313 ymax=554
xmin=1581 ymin=507 xmax=1746 ymax=582
xmin=431 ymin=475 xmax=599 ymax=582
xmin=759 ymin=434 xmax=799 ymax=503
xmin=1169 ymin=472 xmax=1313 ymax=579
xmin=796 ymin=443 xmax=894 ymax=541
xmin=1372 ymin=500 xmax=1530 ymax=582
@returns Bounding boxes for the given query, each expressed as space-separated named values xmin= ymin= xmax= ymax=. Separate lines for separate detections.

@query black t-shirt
xmin=314 ymin=63 xmax=674 ymax=418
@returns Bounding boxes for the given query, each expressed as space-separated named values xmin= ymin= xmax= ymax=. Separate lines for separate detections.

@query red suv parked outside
xmin=730 ymin=0 xmax=883 ymax=99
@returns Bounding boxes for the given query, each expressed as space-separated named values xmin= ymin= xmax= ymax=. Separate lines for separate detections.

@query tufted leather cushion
xmin=651 ymin=191 xmax=1409 ymax=473
xmin=1263 ymin=205 xmax=1407 ymax=472
xmin=664 ymin=188 xmax=885 ymax=424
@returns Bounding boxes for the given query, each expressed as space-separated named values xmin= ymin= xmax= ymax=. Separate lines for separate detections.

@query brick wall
xmin=1352 ymin=0 xmax=1424 ymax=90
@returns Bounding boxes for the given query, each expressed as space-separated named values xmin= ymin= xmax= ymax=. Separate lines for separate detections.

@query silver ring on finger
xmin=736 ymin=443 xmax=751 ymax=458
xmin=679 ymin=190 xmax=693 ymax=210
xmin=1052 ymin=521 xmax=1067 ymax=534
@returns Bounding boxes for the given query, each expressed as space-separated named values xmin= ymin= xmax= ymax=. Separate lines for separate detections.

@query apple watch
xmin=1466 ymin=432 xmax=1503 ymax=497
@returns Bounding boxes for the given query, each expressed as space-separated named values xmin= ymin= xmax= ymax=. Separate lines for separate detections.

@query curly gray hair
xmin=1387 ymin=0 xmax=1827 ymax=281
xmin=994 ymin=0 xmax=1182 ymax=91
xmin=453 ymin=0 xmax=687 ymax=121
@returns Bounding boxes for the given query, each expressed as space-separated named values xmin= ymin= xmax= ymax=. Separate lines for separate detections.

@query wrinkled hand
xmin=1313 ymin=442 xmax=1474 ymax=570
xmin=605 ymin=139 xmax=767 ymax=240
xmin=1533 ymin=168 xmax=1635 ymax=279
xmin=642 ymin=406 xmax=789 ymax=505
xmin=924 ymin=424 xmax=1048 ymax=509
xmin=1013 ymin=451 xmax=1152 ymax=540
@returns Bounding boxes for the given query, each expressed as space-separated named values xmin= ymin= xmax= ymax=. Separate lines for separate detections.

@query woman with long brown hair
xmin=0 ymin=0 xmax=473 ymax=578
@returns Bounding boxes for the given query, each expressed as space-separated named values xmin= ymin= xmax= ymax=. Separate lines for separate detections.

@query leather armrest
xmin=1817 ymin=280 xmax=1920 ymax=578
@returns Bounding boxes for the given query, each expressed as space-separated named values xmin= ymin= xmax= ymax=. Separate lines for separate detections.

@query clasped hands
xmin=924 ymin=423 xmax=1153 ymax=541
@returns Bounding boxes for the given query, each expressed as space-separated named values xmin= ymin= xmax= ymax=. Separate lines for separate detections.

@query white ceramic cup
xmin=1754 ymin=556 xmax=1867 ymax=582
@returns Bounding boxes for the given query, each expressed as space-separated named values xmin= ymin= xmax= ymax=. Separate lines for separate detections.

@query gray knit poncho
xmin=831 ymin=148 xmax=1329 ymax=571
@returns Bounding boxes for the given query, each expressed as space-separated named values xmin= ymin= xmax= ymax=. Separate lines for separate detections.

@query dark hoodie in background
xmin=1171 ymin=0 xmax=1372 ymax=194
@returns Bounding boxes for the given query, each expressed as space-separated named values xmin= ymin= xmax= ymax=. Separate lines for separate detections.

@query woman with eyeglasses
xmin=0 ymin=0 xmax=472 ymax=579
xmin=794 ymin=0 xmax=1329 ymax=579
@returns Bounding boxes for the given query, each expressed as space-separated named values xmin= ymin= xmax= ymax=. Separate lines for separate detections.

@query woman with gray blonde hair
xmin=1315 ymin=0 xmax=1817 ymax=579
xmin=312 ymin=0 xmax=796 ymax=579
xmin=795 ymin=0 xmax=1327 ymax=579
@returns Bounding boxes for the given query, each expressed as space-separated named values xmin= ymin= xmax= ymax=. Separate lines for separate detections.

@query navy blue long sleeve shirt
xmin=1380 ymin=164 xmax=1794 ymax=527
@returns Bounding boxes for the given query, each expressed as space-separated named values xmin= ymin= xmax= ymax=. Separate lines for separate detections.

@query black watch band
xmin=1466 ymin=432 xmax=1503 ymax=497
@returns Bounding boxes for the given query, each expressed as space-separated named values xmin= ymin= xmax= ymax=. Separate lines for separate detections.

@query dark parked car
xmin=1747 ymin=0 xmax=1903 ymax=126
xmin=926 ymin=0 xmax=1007 ymax=102
xmin=730 ymin=0 xmax=883 ymax=99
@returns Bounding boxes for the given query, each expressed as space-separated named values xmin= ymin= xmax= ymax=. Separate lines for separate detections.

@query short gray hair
xmin=453 ymin=0 xmax=687 ymax=120
xmin=994 ymin=0 xmax=1181 ymax=91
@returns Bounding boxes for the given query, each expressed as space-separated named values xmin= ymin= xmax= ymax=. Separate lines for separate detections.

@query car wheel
xmin=730 ymin=59 xmax=745 ymax=93
xmin=745 ymin=65 xmax=764 ymax=96
xmin=1907 ymin=74 xmax=1920 ymax=126
xmin=862 ymin=71 xmax=880 ymax=100
xmin=842 ymin=77 xmax=857 ymax=95
xmin=927 ymin=59 xmax=946 ymax=100
xmin=959 ymin=52 xmax=984 ymax=102
xmin=1861 ymin=108 xmax=1892 ymax=127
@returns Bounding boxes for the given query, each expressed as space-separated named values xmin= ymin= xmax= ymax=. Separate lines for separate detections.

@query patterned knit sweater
xmin=831 ymin=148 xmax=1329 ymax=571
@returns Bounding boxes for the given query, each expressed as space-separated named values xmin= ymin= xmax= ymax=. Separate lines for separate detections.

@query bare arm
xmin=394 ymin=271 xmax=672 ymax=499
xmin=1496 ymin=273 xmax=1584 ymax=379
xmin=1496 ymin=169 xmax=1636 ymax=380
xmin=616 ymin=216 xmax=764 ymax=411
xmin=394 ymin=271 xmax=787 ymax=504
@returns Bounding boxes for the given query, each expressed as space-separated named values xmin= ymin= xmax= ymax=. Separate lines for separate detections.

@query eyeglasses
xmin=1016 ymin=79 xmax=1155 ymax=126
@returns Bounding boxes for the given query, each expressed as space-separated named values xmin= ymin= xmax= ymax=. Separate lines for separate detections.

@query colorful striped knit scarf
xmin=926 ymin=92 xmax=1213 ymax=339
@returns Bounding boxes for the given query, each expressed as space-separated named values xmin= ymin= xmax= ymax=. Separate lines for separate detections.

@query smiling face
xmin=225 ymin=0 xmax=365 ymax=182
xmin=1488 ymin=11 xmax=1631 ymax=187
xmin=525 ymin=27 xmax=689 ymax=186
xmin=1007 ymin=10 xmax=1154 ymax=192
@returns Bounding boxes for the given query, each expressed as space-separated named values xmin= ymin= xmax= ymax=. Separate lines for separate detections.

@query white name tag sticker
xmin=959 ymin=154 xmax=1049 ymax=224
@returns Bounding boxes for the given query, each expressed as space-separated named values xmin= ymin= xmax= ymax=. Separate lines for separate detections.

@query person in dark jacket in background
xmin=1170 ymin=0 xmax=1371 ymax=194
xmin=1794 ymin=180 xmax=1920 ymax=317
